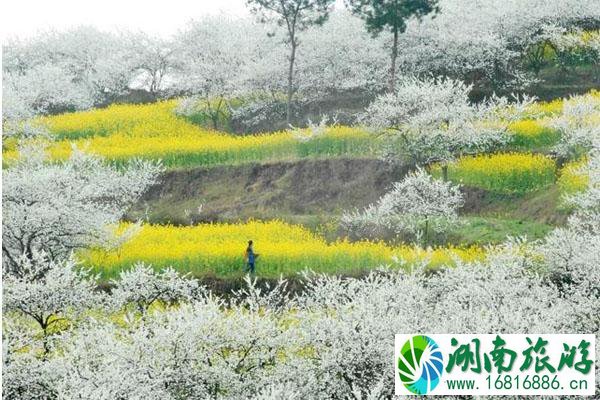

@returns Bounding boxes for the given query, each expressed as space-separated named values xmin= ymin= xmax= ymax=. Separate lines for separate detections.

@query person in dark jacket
xmin=245 ymin=240 xmax=259 ymax=274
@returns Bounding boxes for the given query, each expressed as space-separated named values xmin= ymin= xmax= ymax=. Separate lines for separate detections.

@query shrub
xmin=174 ymin=96 xmax=233 ymax=131
xmin=230 ymin=97 xmax=289 ymax=133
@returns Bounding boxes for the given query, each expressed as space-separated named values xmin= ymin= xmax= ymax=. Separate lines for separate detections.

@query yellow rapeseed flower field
xmin=510 ymin=91 xmax=600 ymax=148
xmin=4 ymin=91 xmax=599 ymax=169
xmin=434 ymin=152 xmax=556 ymax=194
xmin=80 ymin=221 xmax=486 ymax=278
xmin=524 ymin=90 xmax=600 ymax=117
xmin=507 ymin=119 xmax=560 ymax=148
xmin=3 ymin=101 xmax=374 ymax=168
xmin=525 ymin=98 xmax=565 ymax=117
xmin=557 ymin=157 xmax=589 ymax=196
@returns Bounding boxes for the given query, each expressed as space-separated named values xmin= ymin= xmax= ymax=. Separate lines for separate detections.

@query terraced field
xmin=4 ymin=101 xmax=375 ymax=168
xmin=3 ymin=92 xmax=596 ymax=280
xmin=81 ymin=221 xmax=485 ymax=279
xmin=8 ymin=92 xmax=598 ymax=169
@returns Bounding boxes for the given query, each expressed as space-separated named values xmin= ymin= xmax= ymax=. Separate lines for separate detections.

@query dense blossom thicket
xmin=3 ymin=195 xmax=599 ymax=399
xmin=341 ymin=169 xmax=464 ymax=243
xmin=2 ymin=145 xmax=162 ymax=273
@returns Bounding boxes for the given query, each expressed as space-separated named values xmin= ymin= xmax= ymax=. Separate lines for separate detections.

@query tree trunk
xmin=41 ymin=321 xmax=51 ymax=358
xmin=286 ymin=39 xmax=297 ymax=126
xmin=388 ymin=26 xmax=399 ymax=93
xmin=442 ymin=164 xmax=449 ymax=182
xmin=211 ymin=97 xmax=224 ymax=130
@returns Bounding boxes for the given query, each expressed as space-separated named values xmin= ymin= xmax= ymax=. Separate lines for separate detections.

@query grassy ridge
xmin=4 ymin=94 xmax=585 ymax=170
xmin=3 ymin=101 xmax=375 ymax=168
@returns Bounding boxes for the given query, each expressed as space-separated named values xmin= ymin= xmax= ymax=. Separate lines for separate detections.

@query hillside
xmin=4 ymin=88 xmax=596 ymax=280
xmin=128 ymin=158 xmax=408 ymax=223
xmin=126 ymin=156 xmax=563 ymax=244
xmin=4 ymin=93 xmax=598 ymax=280
xmin=4 ymin=5 xmax=600 ymax=397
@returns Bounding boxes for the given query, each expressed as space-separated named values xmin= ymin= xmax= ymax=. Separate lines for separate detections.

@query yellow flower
xmin=6 ymin=101 xmax=373 ymax=168
xmin=433 ymin=153 xmax=556 ymax=194
xmin=508 ymin=119 xmax=560 ymax=148
xmin=558 ymin=157 xmax=589 ymax=196
xmin=80 ymin=221 xmax=485 ymax=279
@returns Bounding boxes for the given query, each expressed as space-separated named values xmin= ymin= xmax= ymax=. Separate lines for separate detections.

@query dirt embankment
xmin=129 ymin=158 xmax=413 ymax=224
xmin=129 ymin=157 xmax=565 ymax=226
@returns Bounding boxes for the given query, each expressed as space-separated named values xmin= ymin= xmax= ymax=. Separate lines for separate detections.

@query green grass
xmin=147 ymin=143 xmax=377 ymax=170
xmin=433 ymin=153 xmax=557 ymax=195
xmin=460 ymin=184 xmax=567 ymax=225
xmin=447 ymin=217 xmax=553 ymax=246
xmin=507 ymin=120 xmax=561 ymax=150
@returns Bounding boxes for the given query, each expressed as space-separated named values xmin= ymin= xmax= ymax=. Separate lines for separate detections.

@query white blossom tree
xmin=38 ymin=27 xmax=138 ymax=103
xmin=3 ymin=254 xmax=101 ymax=355
xmin=2 ymin=144 xmax=162 ymax=273
xmin=47 ymin=285 xmax=292 ymax=400
xmin=2 ymin=63 xmax=93 ymax=118
xmin=562 ymin=149 xmax=600 ymax=213
xmin=342 ymin=169 xmax=464 ymax=244
xmin=361 ymin=75 xmax=533 ymax=178
xmin=395 ymin=0 xmax=600 ymax=89
xmin=293 ymin=11 xmax=388 ymax=100
xmin=246 ymin=0 xmax=336 ymax=125
xmin=2 ymin=323 xmax=58 ymax=400
xmin=173 ymin=16 xmax=261 ymax=130
xmin=126 ymin=32 xmax=180 ymax=97
xmin=345 ymin=0 xmax=439 ymax=92
xmin=110 ymin=263 xmax=199 ymax=316
xmin=551 ymin=92 xmax=600 ymax=158
xmin=3 ymin=27 xmax=139 ymax=108
xmin=546 ymin=28 xmax=600 ymax=73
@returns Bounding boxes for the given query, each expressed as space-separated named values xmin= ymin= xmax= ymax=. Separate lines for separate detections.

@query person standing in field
xmin=245 ymin=240 xmax=259 ymax=274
